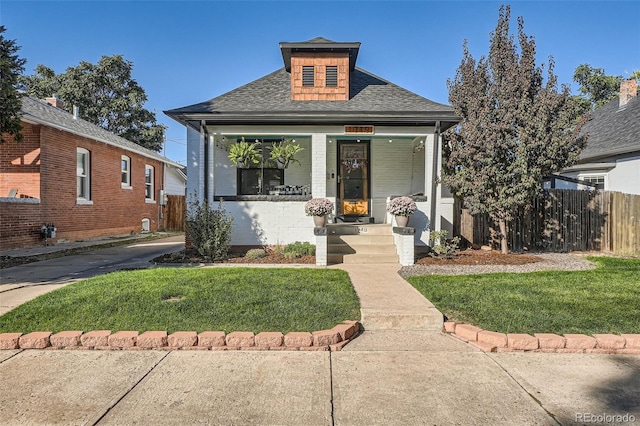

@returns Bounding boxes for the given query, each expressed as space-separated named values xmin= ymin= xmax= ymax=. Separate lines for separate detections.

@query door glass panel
xmin=339 ymin=143 xmax=369 ymax=215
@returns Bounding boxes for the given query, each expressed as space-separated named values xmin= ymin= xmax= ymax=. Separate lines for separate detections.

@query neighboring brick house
xmin=559 ymin=80 xmax=640 ymax=194
xmin=0 ymin=96 xmax=184 ymax=250
xmin=165 ymin=37 xmax=459 ymax=265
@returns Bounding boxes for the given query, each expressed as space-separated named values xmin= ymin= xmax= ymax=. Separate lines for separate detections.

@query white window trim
xmin=145 ymin=164 xmax=155 ymax=203
xmin=121 ymin=155 xmax=132 ymax=189
xmin=77 ymin=148 xmax=93 ymax=205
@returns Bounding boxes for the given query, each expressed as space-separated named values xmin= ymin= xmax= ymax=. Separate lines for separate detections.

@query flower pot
xmin=236 ymin=159 xmax=249 ymax=169
xmin=313 ymin=215 xmax=328 ymax=227
xmin=395 ymin=215 xmax=409 ymax=227
xmin=276 ymin=157 xmax=289 ymax=169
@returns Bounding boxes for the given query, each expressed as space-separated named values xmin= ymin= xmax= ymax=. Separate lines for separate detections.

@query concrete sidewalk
xmin=1 ymin=338 xmax=638 ymax=425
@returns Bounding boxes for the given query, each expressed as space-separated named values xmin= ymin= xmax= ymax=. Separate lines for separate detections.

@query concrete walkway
xmin=1 ymin=248 xmax=639 ymax=424
xmin=335 ymin=263 xmax=444 ymax=332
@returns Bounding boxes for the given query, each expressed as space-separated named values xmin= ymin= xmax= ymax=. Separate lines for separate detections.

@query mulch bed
xmin=415 ymin=249 xmax=542 ymax=266
xmin=154 ymin=248 xmax=316 ymax=264
xmin=155 ymin=247 xmax=541 ymax=266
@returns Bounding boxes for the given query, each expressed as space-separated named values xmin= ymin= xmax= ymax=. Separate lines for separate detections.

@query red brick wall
xmin=1 ymin=122 xmax=166 ymax=250
xmin=0 ymin=123 xmax=41 ymax=198
xmin=291 ymin=52 xmax=350 ymax=101
xmin=0 ymin=201 xmax=43 ymax=249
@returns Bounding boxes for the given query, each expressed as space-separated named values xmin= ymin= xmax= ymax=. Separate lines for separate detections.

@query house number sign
xmin=344 ymin=125 xmax=374 ymax=135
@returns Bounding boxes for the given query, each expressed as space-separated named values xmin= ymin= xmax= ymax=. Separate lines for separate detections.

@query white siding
xmin=164 ymin=166 xmax=186 ymax=195
xmin=606 ymin=155 xmax=640 ymax=195
xmin=370 ymin=138 xmax=425 ymax=223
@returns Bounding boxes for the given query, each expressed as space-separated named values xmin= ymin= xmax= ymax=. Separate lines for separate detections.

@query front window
xmin=77 ymin=148 xmax=91 ymax=202
xmin=145 ymin=165 xmax=154 ymax=201
xmin=121 ymin=155 xmax=131 ymax=188
xmin=237 ymin=139 xmax=284 ymax=195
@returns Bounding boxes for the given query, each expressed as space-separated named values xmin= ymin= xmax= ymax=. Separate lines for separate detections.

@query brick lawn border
xmin=444 ymin=321 xmax=640 ymax=354
xmin=0 ymin=320 xmax=361 ymax=352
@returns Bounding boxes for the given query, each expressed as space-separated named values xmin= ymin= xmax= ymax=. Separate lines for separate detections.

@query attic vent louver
xmin=326 ymin=66 xmax=338 ymax=87
xmin=302 ymin=66 xmax=314 ymax=87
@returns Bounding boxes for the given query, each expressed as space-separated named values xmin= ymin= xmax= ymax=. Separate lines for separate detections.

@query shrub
xmin=282 ymin=241 xmax=315 ymax=258
xmin=245 ymin=248 xmax=267 ymax=259
xmin=304 ymin=198 xmax=334 ymax=216
xmin=185 ymin=197 xmax=233 ymax=261
xmin=386 ymin=196 xmax=417 ymax=217
xmin=429 ymin=230 xmax=461 ymax=258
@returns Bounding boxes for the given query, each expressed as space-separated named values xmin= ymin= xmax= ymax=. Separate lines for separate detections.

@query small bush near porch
xmin=406 ymin=257 xmax=640 ymax=335
xmin=0 ymin=268 xmax=360 ymax=334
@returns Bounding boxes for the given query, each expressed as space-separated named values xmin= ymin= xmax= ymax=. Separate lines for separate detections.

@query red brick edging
xmin=445 ymin=321 xmax=640 ymax=354
xmin=0 ymin=321 xmax=361 ymax=352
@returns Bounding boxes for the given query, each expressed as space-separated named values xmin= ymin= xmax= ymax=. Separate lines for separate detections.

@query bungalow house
xmin=559 ymin=79 xmax=640 ymax=194
xmin=165 ymin=37 xmax=459 ymax=265
xmin=0 ymin=96 xmax=185 ymax=250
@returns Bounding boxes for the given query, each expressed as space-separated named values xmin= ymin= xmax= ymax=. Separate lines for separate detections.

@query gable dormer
xmin=280 ymin=37 xmax=360 ymax=101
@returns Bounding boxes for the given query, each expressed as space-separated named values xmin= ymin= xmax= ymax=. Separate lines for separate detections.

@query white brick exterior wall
xmin=222 ymin=201 xmax=314 ymax=246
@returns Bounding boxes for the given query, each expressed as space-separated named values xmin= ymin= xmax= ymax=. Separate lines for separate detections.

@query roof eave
xmin=23 ymin=112 xmax=183 ymax=168
xmin=164 ymin=111 xmax=459 ymax=129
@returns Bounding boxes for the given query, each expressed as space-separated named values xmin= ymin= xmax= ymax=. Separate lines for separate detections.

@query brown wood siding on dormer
xmin=290 ymin=52 xmax=350 ymax=101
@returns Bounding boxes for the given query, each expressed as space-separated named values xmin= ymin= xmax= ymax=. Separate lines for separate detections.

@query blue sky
xmin=1 ymin=1 xmax=638 ymax=164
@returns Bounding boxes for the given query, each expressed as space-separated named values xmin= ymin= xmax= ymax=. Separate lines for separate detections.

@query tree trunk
xmin=498 ymin=218 xmax=509 ymax=254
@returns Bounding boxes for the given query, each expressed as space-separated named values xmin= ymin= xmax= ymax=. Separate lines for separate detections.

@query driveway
xmin=0 ymin=235 xmax=184 ymax=315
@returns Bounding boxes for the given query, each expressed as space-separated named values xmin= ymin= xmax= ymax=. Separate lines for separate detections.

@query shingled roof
xmin=579 ymin=94 xmax=640 ymax=162
xmin=164 ymin=67 xmax=458 ymax=129
xmin=21 ymin=97 xmax=181 ymax=167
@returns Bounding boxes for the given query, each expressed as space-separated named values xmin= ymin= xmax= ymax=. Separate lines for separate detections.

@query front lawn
xmin=406 ymin=257 xmax=640 ymax=335
xmin=0 ymin=268 xmax=360 ymax=334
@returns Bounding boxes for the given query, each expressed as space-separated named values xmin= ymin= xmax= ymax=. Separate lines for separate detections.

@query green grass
xmin=0 ymin=268 xmax=360 ymax=334
xmin=406 ymin=257 xmax=640 ymax=335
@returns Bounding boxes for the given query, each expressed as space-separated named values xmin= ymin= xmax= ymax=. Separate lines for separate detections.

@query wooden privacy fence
xmin=454 ymin=190 xmax=640 ymax=255
xmin=164 ymin=195 xmax=186 ymax=231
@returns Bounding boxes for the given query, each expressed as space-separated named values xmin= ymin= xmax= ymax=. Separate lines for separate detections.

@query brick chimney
xmin=619 ymin=80 xmax=638 ymax=108
xmin=44 ymin=95 xmax=64 ymax=109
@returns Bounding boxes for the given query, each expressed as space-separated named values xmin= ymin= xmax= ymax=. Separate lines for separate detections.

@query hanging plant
xmin=270 ymin=139 xmax=304 ymax=169
xmin=228 ymin=137 xmax=261 ymax=168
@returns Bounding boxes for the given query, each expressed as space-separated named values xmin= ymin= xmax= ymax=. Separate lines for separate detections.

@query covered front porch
xmin=187 ymin=125 xmax=452 ymax=255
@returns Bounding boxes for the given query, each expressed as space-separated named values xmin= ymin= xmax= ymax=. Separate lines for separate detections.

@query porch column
xmin=311 ymin=133 xmax=327 ymax=197
xmin=423 ymin=132 xmax=436 ymax=242
xmin=207 ymin=133 xmax=215 ymax=203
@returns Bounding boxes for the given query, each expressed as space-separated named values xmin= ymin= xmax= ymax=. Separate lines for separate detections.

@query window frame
xmin=302 ymin=66 xmax=315 ymax=87
xmin=121 ymin=155 xmax=132 ymax=189
xmin=145 ymin=164 xmax=155 ymax=203
xmin=76 ymin=148 xmax=92 ymax=204
xmin=326 ymin=66 xmax=338 ymax=87
xmin=236 ymin=139 xmax=284 ymax=195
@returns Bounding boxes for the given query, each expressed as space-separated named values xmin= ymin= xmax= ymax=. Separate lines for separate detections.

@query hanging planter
xmin=270 ymin=139 xmax=303 ymax=169
xmin=228 ymin=137 xmax=261 ymax=168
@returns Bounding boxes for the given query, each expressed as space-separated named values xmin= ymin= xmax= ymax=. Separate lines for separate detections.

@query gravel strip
xmin=399 ymin=253 xmax=596 ymax=278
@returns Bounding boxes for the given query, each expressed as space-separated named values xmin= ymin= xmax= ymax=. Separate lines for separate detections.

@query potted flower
xmin=304 ymin=198 xmax=334 ymax=227
xmin=270 ymin=140 xmax=303 ymax=169
xmin=228 ymin=137 xmax=261 ymax=168
xmin=386 ymin=196 xmax=416 ymax=227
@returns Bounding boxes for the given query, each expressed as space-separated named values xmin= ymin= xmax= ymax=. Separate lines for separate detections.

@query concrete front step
xmin=328 ymin=234 xmax=394 ymax=245
xmin=328 ymin=243 xmax=396 ymax=255
xmin=327 ymin=223 xmax=392 ymax=236
xmin=329 ymin=253 xmax=399 ymax=264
